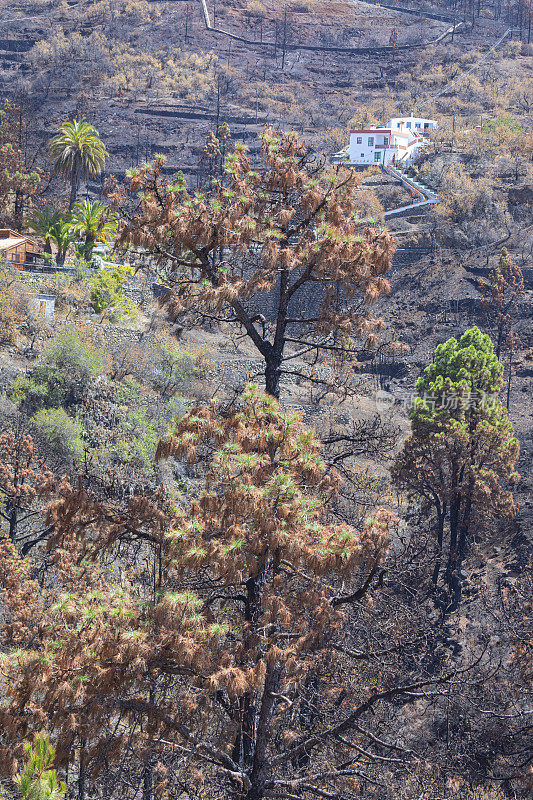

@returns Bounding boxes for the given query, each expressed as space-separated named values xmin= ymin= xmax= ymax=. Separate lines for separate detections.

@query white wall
xmin=389 ymin=117 xmax=437 ymax=135
xmin=349 ymin=131 xmax=391 ymax=165
xmin=349 ymin=132 xmax=416 ymax=166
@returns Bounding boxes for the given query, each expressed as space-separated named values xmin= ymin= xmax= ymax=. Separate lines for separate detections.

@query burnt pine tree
xmin=481 ymin=247 xmax=525 ymax=360
xmin=116 ymin=127 xmax=394 ymax=398
xmin=0 ymin=430 xmax=55 ymax=554
xmin=392 ymin=327 xmax=519 ymax=612
xmin=0 ymin=386 xmax=467 ymax=800
xmin=0 ymin=100 xmax=43 ymax=226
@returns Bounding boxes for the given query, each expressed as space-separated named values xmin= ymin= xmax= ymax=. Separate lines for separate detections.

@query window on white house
xmin=406 ymin=122 xmax=411 ymax=129
xmin=397 ymin=123 xmax=401 ymax=128
xmin=368 ymin=136 xmax=374 ymax=145
xmin=361 ymin=153 xmax=365 ymax=158
xmin=415 ymin=123 xmax=421 ymax=129
xmin=383 ymin=137 xmax=389 ymax=146
xmin=356 ymin=136 xmax=362 ymax=144
xmin=374 ymin=152 xmax=381 ymax=162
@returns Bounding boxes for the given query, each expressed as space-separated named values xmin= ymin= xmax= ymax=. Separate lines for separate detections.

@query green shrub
xmin=30 ymin=408 xmax=84 ymax=459
xmin=11 ymin=375 xmax=49 ymax=409
xmin=114 ymin=376 xmax=143 ymax=405
xmin=89 ymin=264 xmax=135 ymax=318
xmin=12 ymin=328 xmax=106 ymax=411
xmin=111 ymin=409 xmax=158 ymax=473
xmin=484 ymin=114 xmax=521 ymax=134
xmin=163 ymin=394 xmax=187 ymax=422
xmin=150 ymin=333 xmax=201 ymax=397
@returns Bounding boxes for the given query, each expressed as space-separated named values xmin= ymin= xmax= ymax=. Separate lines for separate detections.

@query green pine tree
xmin=392 ymin=327 xmax=519 ymax=612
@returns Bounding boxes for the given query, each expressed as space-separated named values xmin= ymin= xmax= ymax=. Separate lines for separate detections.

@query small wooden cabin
xmin=0 ymin=229 xmax=44 ymax=267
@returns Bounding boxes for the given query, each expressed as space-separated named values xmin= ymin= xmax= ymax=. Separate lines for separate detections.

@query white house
xmin=348 ymin=114 xmax=437 ymax=167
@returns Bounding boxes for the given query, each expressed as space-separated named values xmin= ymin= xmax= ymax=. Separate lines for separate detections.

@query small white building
xmin=32 ymin=293 xmax=56 ymax=320
xmin=348 ymin=114 xmax=437 ymax=167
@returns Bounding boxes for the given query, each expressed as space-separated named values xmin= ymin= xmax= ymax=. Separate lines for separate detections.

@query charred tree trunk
xmin=246 ymin=662 xmax=282 ymax=800
xmin=142 ymin=684 xmax=156 ymax=800
xmin=14 ymin=189 xmax=23 ymax=227
xmin=264 ymin=266 xmax=291 ymax=399
xmin=294 ymin=672 xmax=320 ymax=769
xmin=234 ymin=569 xmax=266 ymax=770
xmin=450 ymin=485 xmax=473 ymax=612
xmin=444 ymin=493 xmax=461 ymax=608
xmin=142 ymin=759 xmax=153 ymax=800
xmin=78 ymin=738 xmax=86 ymax=800
xmin=265 ymin=359 xmax=281 ymax=399
xmin=432 ymin=502 xmax=446 ymax=586
xmin=506 ymin=346 xmax=513 ymax=410
xmin=7 ymin=501 xmax=19 ymax=543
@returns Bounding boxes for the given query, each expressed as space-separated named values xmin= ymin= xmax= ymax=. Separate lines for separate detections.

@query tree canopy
xmin=392 ymin=327 xmax=519 ymax=612
xmin=68 ymin=199 xmax=117 ymax=262
xmin=49 ymin=120 xmax=108 ymax=209
xmin=117 ymin=126 xmax=393 ymax=398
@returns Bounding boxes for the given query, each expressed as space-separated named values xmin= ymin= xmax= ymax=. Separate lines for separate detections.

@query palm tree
xmin=48 ymin=215 xmax=75 ymax=268
xmin=68 ymin=199 xmax=117 ymax=262
xmin=49 ymin=119 xmax=108 ymax=209
xmin=27 ymin=206 xmax=62 ymax=255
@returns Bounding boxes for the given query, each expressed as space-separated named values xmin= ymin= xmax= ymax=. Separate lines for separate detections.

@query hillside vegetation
xmin=0 ymin=2 xmax=531 ymax=800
